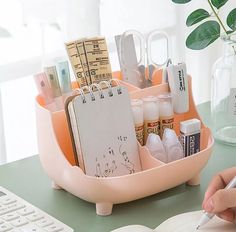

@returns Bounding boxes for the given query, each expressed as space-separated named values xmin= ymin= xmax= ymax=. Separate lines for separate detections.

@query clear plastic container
xmin=211 ymin=36 xmax=236 ymax=145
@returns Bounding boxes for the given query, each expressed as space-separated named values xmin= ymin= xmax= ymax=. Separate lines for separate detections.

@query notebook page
xmin=72 ymin=86 xmax=141 ymax=177
xmin=111 ymin=225 xmax=153 ymax=232
xmin=155 ymin=210 xmax=236 ymax=232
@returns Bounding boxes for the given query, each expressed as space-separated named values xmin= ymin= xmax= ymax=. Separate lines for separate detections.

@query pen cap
xmin=180 ymin=118 xmax=201 ymax=134
xmin=56 ymin=60 xmax=72 ymax=94
xmin=167 ymin=63 xmax=189 ymax=114
xmin=146 ymin=133 xmax=167 ymax=163
xmin=142 ymin=96 xmax=159 ymax=120
xmin=162 ymin=128 xmax=180 ymax=146
xmin=158 ymin=93 xmax=173 ymax=117
xmin=162 ymin=128 xmax=184 ymax=162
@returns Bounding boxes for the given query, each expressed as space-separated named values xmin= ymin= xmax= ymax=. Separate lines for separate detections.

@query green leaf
xmin=211 ymin=0 xmax=228 ymax=9
xmin=186 ymin=21 xmax=220 ymax=50
xmin=186 ymin=9 xmax=210 ymax=27
xmin=227 ymin=9 xmax=236 ymax=30
xmin=172 ymin=0 xmax=191 ymax=3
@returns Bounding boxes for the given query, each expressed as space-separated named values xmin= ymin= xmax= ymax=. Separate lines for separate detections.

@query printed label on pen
xmin=228 ymin=88 xmax=236 ymax=118
xmin=84 ymin=37 xmax=112 ymax=84
xmin=65 ymin=42 xmax=87 ymax=87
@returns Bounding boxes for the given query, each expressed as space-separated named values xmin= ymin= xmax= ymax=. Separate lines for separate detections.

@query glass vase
xmin=211 ymin=36 xmax=236 ymax=145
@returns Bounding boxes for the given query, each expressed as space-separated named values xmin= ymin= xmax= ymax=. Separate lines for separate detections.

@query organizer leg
xmin=96 ymin=202 xmax=113 ymax=216
xmin=187 ymin=174 xmax=200 ymax=186
xmin=51 ymin=181 xmax=62 ymax=190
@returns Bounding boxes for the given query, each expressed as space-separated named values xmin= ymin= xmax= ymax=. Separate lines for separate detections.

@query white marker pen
xmin=196 ymin=176 xmax=236 ymax=230
xmin=167 ymin=62 xmax=189 ymax=114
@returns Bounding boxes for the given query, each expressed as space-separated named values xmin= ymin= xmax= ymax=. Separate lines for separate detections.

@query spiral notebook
xmin=66 ymin=82 xmax=141 ymax=177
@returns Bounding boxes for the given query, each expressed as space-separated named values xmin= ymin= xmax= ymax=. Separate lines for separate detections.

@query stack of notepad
xmin=65 ymin=37 xmax=113 ymax=87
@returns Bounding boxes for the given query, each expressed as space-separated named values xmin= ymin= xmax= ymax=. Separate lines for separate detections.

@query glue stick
xmin=158 ymin=93 xmax=174 ymax=138
xmin=142 ymin=96 xmax=159 ymax=144
xmin=131 ymin=99 xmax=144 ymax=146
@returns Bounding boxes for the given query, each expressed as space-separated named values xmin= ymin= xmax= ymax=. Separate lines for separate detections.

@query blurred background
xmin=0 ymin=0 xmax=234 ymax=163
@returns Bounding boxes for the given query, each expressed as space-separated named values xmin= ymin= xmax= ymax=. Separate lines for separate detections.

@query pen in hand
xmin=196 ymin=176 xmax=236 ymax=230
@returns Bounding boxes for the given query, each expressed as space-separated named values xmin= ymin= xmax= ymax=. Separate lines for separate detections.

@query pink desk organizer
xmin=35 ymin=77 xmax=214 ymax=216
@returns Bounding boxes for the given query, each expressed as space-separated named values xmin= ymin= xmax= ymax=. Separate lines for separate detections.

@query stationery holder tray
xmin=35 ymin=76 xmax=214 ymax=216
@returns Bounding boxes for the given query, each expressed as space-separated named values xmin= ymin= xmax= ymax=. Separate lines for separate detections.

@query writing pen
xmin=196 ymin=175 xmax=236 ymax=230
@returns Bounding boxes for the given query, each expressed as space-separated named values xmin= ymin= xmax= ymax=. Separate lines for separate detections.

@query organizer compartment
xmin=36 ymin=76 xmax=214 ymax=216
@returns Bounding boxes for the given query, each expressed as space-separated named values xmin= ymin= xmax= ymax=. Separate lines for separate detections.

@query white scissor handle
xmin=120 ymin=29 xmax=145 ymax=68
xmin=147 ymin=30 xmax=170 ymax=67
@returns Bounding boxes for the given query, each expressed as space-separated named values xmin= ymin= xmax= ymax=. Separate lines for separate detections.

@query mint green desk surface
xmin=0 ymin=102 xmax=236 ymax=232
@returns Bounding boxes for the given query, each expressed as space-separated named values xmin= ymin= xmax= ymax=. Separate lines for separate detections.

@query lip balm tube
xmin=131 ymin=99 xmax=144 ymax=146
xmin=179 ymin=118 xmax=201 ymax=157
xmin=142 ymin=96 xmax=159 ymax=144
xmin=34 ymin=72 xmax=53 ymax=104
xmin=44 ymin=66 xmax=61 ymax=98
xmin=44 ymin=66 xmax=64 ymax=110
xmin=34 ymin=72 xmax=59 ymax=111
xmin=158 ymin=93 xmax=174 ymax=138
xmin=56 ymin=60 xmax=72 ymax=95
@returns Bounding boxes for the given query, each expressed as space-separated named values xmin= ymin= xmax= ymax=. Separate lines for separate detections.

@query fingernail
xmin=205 ymin=199 xmax=214 ymax=212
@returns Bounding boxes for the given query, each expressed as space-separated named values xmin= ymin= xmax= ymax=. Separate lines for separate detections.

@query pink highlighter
xmin=34 ymin=72 xmax=54 ymax=105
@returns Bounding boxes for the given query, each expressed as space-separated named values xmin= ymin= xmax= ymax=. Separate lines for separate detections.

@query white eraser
xmin=180 ymin=118 xmax=201 ymax=134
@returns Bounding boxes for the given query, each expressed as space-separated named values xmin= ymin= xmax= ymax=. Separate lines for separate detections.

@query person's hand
xmin=202 ymin=167 xmax=236 ymax=223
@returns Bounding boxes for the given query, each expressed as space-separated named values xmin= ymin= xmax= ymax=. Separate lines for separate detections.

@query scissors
xmin=119 ymin=29 xmax=170 ymax=88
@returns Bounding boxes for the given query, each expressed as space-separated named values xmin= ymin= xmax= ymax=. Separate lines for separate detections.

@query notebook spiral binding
xmin=73 ymin=79 xmax=122 ymax=103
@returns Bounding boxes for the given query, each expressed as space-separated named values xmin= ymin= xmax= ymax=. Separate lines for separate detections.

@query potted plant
xmin=172 ymin=0 xmax=236 ymax=145
xmin=172 ymin=0 xmax=236 ymax=49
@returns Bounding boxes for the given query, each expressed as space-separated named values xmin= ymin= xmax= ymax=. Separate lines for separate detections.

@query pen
xmin=196 ymin=176 xmax=236 ymax=230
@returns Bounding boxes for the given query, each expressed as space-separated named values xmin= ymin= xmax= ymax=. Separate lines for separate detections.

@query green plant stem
xmin=207 ymin=0 xmax=227 ymax=34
